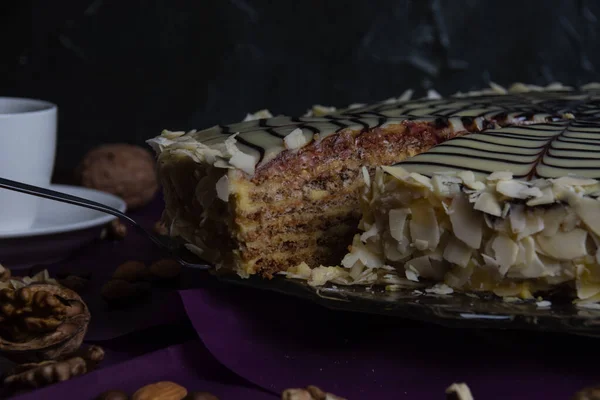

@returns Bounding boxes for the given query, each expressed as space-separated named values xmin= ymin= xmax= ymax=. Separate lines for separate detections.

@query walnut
xmin=77 ymin=344 xmax=105 ymax=368
xmin=96 ymin=390 xmax=130 ymax=400
xmin=2 ymin=344 xmax=105 ymax=394
xmin=0 ymin=263 xmax=11 ymax=282
xmin=572 ymin=386 xmax=600 ymax=400
xmin=77 ymin=144 xmax=158 ymax=209
xmin=149 ymin=259 xmax=181 ymax=280
xmin=2 ymin=356 xmax=87 ymax=391
xmin=0 ymin=280 xmax=90 ymax=364
xmin=112 ymin=261 xmax=148 ymax=282
xmin=282 ymin=386 xmax=346 ymax=400
xmin=132 ymin=381 xmax=188 ymax=400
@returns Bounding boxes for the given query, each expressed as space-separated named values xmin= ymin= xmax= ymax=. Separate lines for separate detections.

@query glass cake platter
xmin=215 ymin=272 xmax=600 ymax=338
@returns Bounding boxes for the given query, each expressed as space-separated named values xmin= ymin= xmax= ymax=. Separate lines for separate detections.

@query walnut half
xmin=0 ymin=282 xmax=90 ymax=363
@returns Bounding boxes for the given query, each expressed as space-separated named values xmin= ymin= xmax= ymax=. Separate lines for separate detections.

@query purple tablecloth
xmin=2 ymin=193 xmax=599 ymax=399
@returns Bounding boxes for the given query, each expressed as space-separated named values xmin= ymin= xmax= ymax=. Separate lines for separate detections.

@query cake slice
xmin=147 ymin=85 xmax=572 ymax=279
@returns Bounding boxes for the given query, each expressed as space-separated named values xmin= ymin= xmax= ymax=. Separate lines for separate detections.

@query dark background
xmin=1 ymin=0 xmax=600 ymax=182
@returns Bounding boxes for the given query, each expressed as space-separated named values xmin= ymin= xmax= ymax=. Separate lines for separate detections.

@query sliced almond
xmin=487 ymin=171 xmax=513 ymax=181
xmin=409 ymin=205 xmax=440 ymax=250
xmin=408 ymin=173 xmax=434 ymax=190
xmin=516 ymin=212 xmax=545 ymax=241
xmin=541 ymin=206 xmax=567 ymax=237
xmin=389 ymin=208 xmax=411 ymax=242
xmin=536 ymin=228 xmax=588 ymax=260
xmin=381 ymin=166 xmax=410 ymax=181
xmin=431 ymin=175 xmax=461 ymax=197
xmin=509 ymin=237 xmax=547 ymax=278
xmin=443 ymin=236 xmax=472 ymax=268
xmin=573 ymin=196 xmax=600 ymax=236
xmin=491 ymin=234 xmax=519 ymax=276
xmin=405 ymin=255 xmax=444 ymax=280
xmin=448 ymin=194 xmax=483 ymax=249
xmin=215 ymin=174 xmax=230 ymax=202
xmin=509 ymin=204 xmax=526 ymax=234
xmin=552 ymin=176 xmax=598 ymax=187
xmin=445 ymin=262 xmax=475 ymax=288
xmin=473 ymin=191 xmax=502 ymax=216
xmin=283 ymin=128 xmax=310 ymax=150
xmin=527 ymin=186 xmax=555 ymax=206
xmin=496 ymin=180 xmax=530 ymax=199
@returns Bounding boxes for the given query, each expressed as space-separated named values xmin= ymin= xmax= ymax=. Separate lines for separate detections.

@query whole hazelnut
xmin=113 ymin=261 xmax=148 ymax=282
xmin=77 ymin=144 xmax=158 ymax=209
xmin=107 ymin=219 xmax=128 ymax=240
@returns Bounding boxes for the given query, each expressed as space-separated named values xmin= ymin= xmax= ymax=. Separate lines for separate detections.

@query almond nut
xmin=132 ymin=381 xmax=187 ymax=400
xmin=149 ymin=259 xmax=181 ymax=280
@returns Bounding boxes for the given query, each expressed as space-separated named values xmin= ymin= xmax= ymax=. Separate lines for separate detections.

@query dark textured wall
xmin=1 ymin=0 xmax=600 ymax=181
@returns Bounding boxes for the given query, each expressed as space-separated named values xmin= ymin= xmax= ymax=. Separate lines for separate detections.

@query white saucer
xmin=0 ymin=184 xmax=127 ymax=239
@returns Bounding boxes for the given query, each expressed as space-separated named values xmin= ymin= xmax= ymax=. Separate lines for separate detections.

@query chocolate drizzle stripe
xmin=300 ymin=124 xmax=320 ymax=134
xmin=438 ymin=143 xmax=540 ymax=157
xmin=235 ymin=136 xmax=265 ymax=163
xmin=409 ymin=151 xmax=539 ymax=165
xmin=399 ymin=160 xmax=513 ymax=177
xmin=265 ymin=127 xmax=287 ymax=138
xmin=349 ymin=118 xmax=370 ymax=130
xmin=328 ymin=120 xmax=349 ymax=130
xmin=556 ymin=136 xmax=600 ymax=145
xmin=547 ymin=150 xmax=600 ymax=160
xmin=453 ymin=136 xmax=548 ymax=150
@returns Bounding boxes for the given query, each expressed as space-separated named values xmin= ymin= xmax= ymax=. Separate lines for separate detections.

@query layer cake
xmin=148 ymin=83 xmax=598 ymax=290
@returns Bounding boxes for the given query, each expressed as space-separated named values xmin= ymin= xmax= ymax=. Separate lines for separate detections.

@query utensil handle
xmin=0 ymin=177 xmax=132 ymax=223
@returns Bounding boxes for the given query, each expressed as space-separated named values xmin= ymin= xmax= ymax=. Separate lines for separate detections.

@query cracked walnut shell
xmin=0 ymin=283 xmax=90 ymax=363
xmin=77 ymin=144 xmax=158 ymax=209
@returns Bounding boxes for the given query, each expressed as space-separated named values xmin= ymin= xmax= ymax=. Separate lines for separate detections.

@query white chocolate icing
xmin=148 ymin=83 xmax=600 ymax=177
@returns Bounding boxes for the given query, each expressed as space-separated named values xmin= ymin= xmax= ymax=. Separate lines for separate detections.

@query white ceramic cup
xmin=0 ymin=97 xmax=57 ymax=232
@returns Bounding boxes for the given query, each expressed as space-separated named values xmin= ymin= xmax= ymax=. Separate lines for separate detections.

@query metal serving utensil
xmin=0 ymin=176 xmax=211 ymax=269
